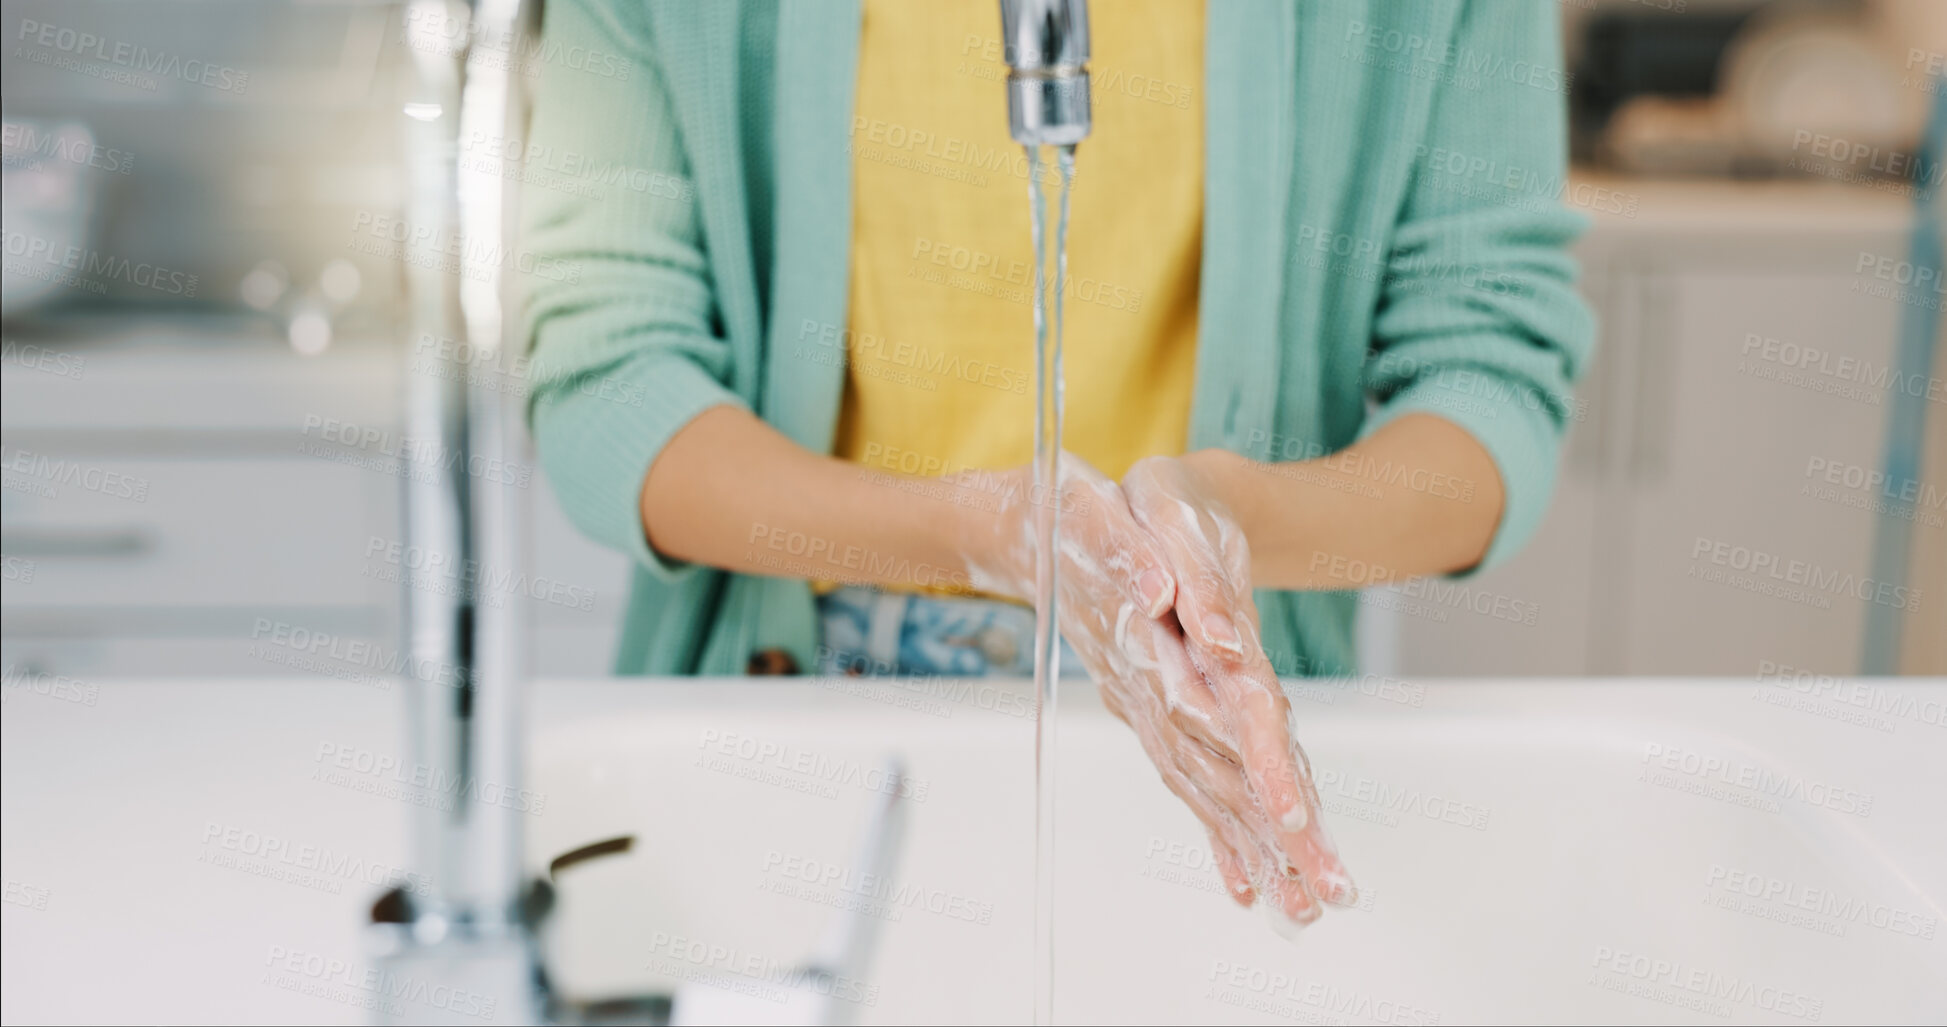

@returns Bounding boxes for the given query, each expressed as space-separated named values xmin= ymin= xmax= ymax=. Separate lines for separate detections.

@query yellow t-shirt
xmin=837 ymin=0 xmax=1203 ymax=490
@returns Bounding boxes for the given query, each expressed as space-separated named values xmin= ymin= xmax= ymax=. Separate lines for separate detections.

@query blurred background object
xmin=1567 ymin=0 xmax=1939 ymax=179
xmin=1 ymin=120 xmax=102 ymax=317
xmin=0 ymin=0 xmax=409 ymax=325
xmin=1387 ymin=0 xmax=1947 ymax=678
xmin=0 ymin=0 xmax=631 ymax=684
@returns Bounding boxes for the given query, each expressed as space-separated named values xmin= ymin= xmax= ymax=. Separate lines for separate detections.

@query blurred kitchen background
xmin=2 ymin=0 xmax=1942 ymax=683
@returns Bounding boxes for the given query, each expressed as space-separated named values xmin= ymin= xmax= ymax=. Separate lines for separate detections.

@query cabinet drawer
xmin=1 ymin=453 xmax=398 ymax=610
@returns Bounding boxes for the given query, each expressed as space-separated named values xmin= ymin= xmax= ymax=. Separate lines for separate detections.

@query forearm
xmin=1204 ymin=414 xmax=1505 ymax=590
xmin=641 ymin=405 xmax=980 ymax=592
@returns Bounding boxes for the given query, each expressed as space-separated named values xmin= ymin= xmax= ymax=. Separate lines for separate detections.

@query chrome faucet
xmin=1000 ymin=0 xmax=1092 ymax=146
xmin=370 ymin=0 xmax=549 ymax=1022
xmin=371 ymin=3 xmax=913 ymax=1023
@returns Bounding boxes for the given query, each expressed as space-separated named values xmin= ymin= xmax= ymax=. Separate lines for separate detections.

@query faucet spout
xmin=999 ymin=0 xmax=1092 ymax=146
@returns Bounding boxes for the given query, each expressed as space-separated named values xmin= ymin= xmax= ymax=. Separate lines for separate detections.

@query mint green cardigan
xmin=520 ymin=0 xmax=1594 ymax=676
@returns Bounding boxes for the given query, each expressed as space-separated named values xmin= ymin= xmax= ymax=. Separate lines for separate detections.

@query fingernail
xmin=1138 ymin=568 xmax=1172 ymax=617
xmin=1315 ymin=871 xmax=1358 ymax=907
xmin=1200 ymin=612 xmax=1244 ymax=653
xmin=1262 ymin=891 xmax=1322 ymax=936
xmin=1280 ymin=802 xmax=1309 ymax=832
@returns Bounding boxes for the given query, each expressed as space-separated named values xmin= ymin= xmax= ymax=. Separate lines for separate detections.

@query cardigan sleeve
xmin=1358 ymin=0 xmax=1596 ymax=574
xmin=518 ymin=0 xmax=747 ymax=580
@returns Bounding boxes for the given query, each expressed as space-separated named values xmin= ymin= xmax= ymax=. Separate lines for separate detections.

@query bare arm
xmin=640 ymin=405 xmax=982 ymax=593
xmin=1155 ymin=413 xmax=1507 ymax=592
xmin=645 ymin=405 xmax=1499 ymax=596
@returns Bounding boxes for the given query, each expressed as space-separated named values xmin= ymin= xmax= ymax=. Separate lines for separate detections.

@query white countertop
xmin=4 ymin=676 xmax=1943 ymax=1024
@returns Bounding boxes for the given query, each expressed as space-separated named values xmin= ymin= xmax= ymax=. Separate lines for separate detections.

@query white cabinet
xmin=1400 ymin=178 xmax=1922 ymax=677
xmin=0 ymin=316 xmax=628 ymax=679
xmin=1610 ymin=269 xmax=1905 ymax=675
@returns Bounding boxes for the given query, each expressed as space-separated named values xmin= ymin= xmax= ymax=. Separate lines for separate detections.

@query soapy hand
xmin=1121 ymin=452 xmax=1358 ymax=925
xmin=957 ymin=453 xmax=1355 ymax=929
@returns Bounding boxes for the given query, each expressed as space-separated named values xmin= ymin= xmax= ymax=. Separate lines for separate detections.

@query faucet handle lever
xmin=669 ymin=756 xmax=912 ymax=1027
xmin=807 ymin=756 xmax=911 ymax=983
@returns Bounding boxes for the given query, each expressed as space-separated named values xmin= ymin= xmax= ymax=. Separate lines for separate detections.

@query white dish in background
xmin=1 ymin=120 xmax=100 ymax=318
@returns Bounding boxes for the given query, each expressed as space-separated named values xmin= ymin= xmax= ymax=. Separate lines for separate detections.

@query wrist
xmin=943 ymin=490 xmax=992 ymax=579
xmin=917 ymin=469 xmax=1009 ymax=593
xmin=1179 ymin=447 xmax=1265 ymax=540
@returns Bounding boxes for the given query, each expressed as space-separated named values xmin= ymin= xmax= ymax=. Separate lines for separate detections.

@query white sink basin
xmin=2 ymin=676 xmax=1937 ymax=1023
xmin=529 ymin=678 xmax=1947 ymax=1025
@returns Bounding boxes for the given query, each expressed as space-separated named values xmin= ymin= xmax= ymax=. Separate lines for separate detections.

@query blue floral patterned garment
xmin=816 ymin=586 xmax=1086 ymax=678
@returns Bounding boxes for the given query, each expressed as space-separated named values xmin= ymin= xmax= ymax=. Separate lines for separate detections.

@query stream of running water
xmin=1026 ymin=142 xmax=1075 ymax=1027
